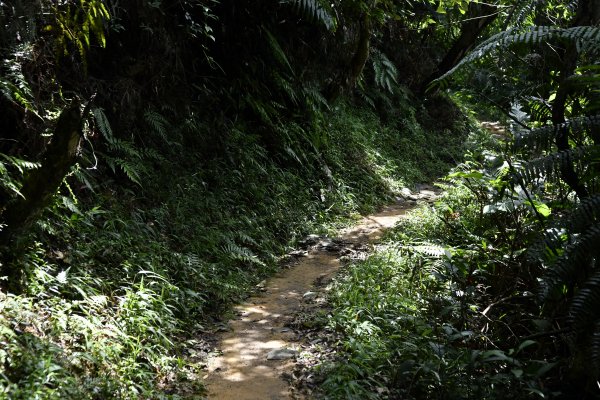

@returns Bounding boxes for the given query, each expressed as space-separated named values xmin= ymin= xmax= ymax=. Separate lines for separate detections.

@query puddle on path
xmin=203 ymin=192 xmax=435 ymax=399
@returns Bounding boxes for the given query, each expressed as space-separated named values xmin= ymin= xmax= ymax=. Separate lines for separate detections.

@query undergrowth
xmin=317 ymin=129 xmax=560 ymax=399
xmin=0 ymin=99 xmax=469 ymax=398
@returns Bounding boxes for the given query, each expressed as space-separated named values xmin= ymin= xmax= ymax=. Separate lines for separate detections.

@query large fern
xmin=263 ymin=27 xmax=294 ymax=75
xmin=437 ymin=2 xmax=600 ymax=385
xmin=280 ymin=0 xmax=336 ymax=31
xmin=371 ymin=49 xmax=398 ymax=94
xmin=566 ymin=194 xmax=600 ymax=233
xmin=221 ymin=240 xmax=265 ymax=267
xmin=514 ymin=115 xmax=600 ymax=152
xmin=540 ymin=222 xmax=600 ymax=299
xmin=431 ymin=25 xmax=600 ymax=90
xmin=92 ymin=107 xmax=146 ymax=186
xmin=0 ymin=153 xmax=40 ymax=200
xmin=517 ymin=146 xmax=596 ymax=185
xmin=570 ymin=270 xmax=600 ymax=330
xmin=569 ymin=271 xmax=600 ymax=376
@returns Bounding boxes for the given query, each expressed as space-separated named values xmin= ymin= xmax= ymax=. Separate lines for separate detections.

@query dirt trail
xmin=203 ymin=188 xmax=437 ymax=399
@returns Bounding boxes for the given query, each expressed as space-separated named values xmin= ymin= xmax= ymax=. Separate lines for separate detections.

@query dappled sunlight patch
xmin=203 ymin=200 xmax=411 ymax=399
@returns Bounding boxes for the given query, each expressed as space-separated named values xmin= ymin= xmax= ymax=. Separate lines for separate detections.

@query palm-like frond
xmin=518 ymin=146 xmax=595 ymax=185
xmin=514 ymin=115 xmax=600 ymax=152
xmin=541 ymin=222 xmax=600 ymax=299
xmin=281 ymin=0 xmax=336 ymax=31
xmin=432 ymin=26 xmax=600 ymax=90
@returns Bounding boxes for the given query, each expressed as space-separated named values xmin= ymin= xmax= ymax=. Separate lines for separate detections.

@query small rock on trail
xmin=267 ymin=348 xmax=298 ymax=360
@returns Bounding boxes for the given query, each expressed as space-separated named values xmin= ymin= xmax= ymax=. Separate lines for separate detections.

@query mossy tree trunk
xmin=0 ymin=102 xmax=83 ymax=287
xmin=327 ymin=13 xmax=372 ymax=102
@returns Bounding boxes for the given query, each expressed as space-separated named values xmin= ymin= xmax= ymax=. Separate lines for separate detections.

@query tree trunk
xmin=327 ymin=13 xmax=372 ymax=102
xmin=550 ymin=0 xmax=600 ymax=199
xmin=421 ymin=3 xmax=498 ymax=94
xmin=0 ymin=102 xmax=83 ymax=286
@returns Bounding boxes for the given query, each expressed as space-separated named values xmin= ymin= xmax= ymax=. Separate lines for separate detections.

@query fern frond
xmin=303 ymin=84 xmax=329 ymax=112
xmin=514 ymin=115 xmax=600 ymax=151
xmin=432 ymin=25 xmax=600 ymax=90
xmin=105 ymin=156 xmax=143 ymax=186
xmin=281 ymin=0 xmax=336 ymax=31
xmin=592 ymin=321 xmax=600 ymax=374
xmin=526 ymin=97 xmax=553 ymax=123
xmin=510 ymin=0 xmax=542 ymax=28
xmin=396 ymin=243 xmax=449 ymax=258
xmin=109 ymin=137 xmax=142 ymax=159
xmin=528 ymin=226 xmax=565 ymax=263
xmin=0 ymin=153 xmax=40 ymax=174
xmin=273 ymin=72 xmax=299 ymax=105
xmin=518 ymin=146 xmax=596 ymax=185
xmin=531 ymin=195 xmax=600 ymax=284
xmin=569 ymin=269 xmax=600 ymax=329
xmin=569 ymin=274 xmax=600 ymax=379
xmin=221 ymin=241 xmax=265 ymax=267
xmin=371 ymin=49 xmax=398 ymax=93
xmin=541 ymin=222 xmax=600 ymax=299
xmin=0 ymin=77 xmax=38 ymax=115
xmin=358 ymin=90 xmax=376 ymax=110
xmin=0 ymin=153 xmax=38 ymax=198
xmin=92 ymin=107 xmax=114 ymax=142
xmin=0 ymin=163 xmax=19 ymax=197
xmin=144 ymin=110 xmax=170 ymax=142
xmin=72 ymin=166 xmax=96 ymax=192
xmin=141 ymin=147 xmax=165 ymax=162
xmin=566 ymin=194 xmax=600 ymax=233
xmin=236 ymin=231 xmax=259 ymax=247
xmin=244 ymin=94 xmax=276 ymax=124
xmin=263 ymin=27 xmax=294 ymax=75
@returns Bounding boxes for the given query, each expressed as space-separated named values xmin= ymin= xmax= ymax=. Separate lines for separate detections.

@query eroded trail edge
xmin=203 ymin=187 xmax=438 ymax=399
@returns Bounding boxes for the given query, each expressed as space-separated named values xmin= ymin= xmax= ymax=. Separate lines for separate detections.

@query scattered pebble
xmin=289 ymin=249 xmax=309 ymax=257
xmin=299 ymin=234 xmax=320 ymax=246
xmin=267 ymin=348 xmax=298 ymax=360
xmin=302 ymin=291 xmax=317 ymax=301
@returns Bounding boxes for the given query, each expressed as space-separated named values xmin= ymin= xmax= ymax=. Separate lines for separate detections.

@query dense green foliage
xmin=2 ymin=0 xmax=600 ymax=398
xmin=317 ymin=132 xmax=557 ymax=399
xmin=0 ymin=1 xmax=469 ymax=391
xmin=0 ymin=102 xmax=466 ymax=398
xmin=312 ymin=1 xmax=600 ymax=399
